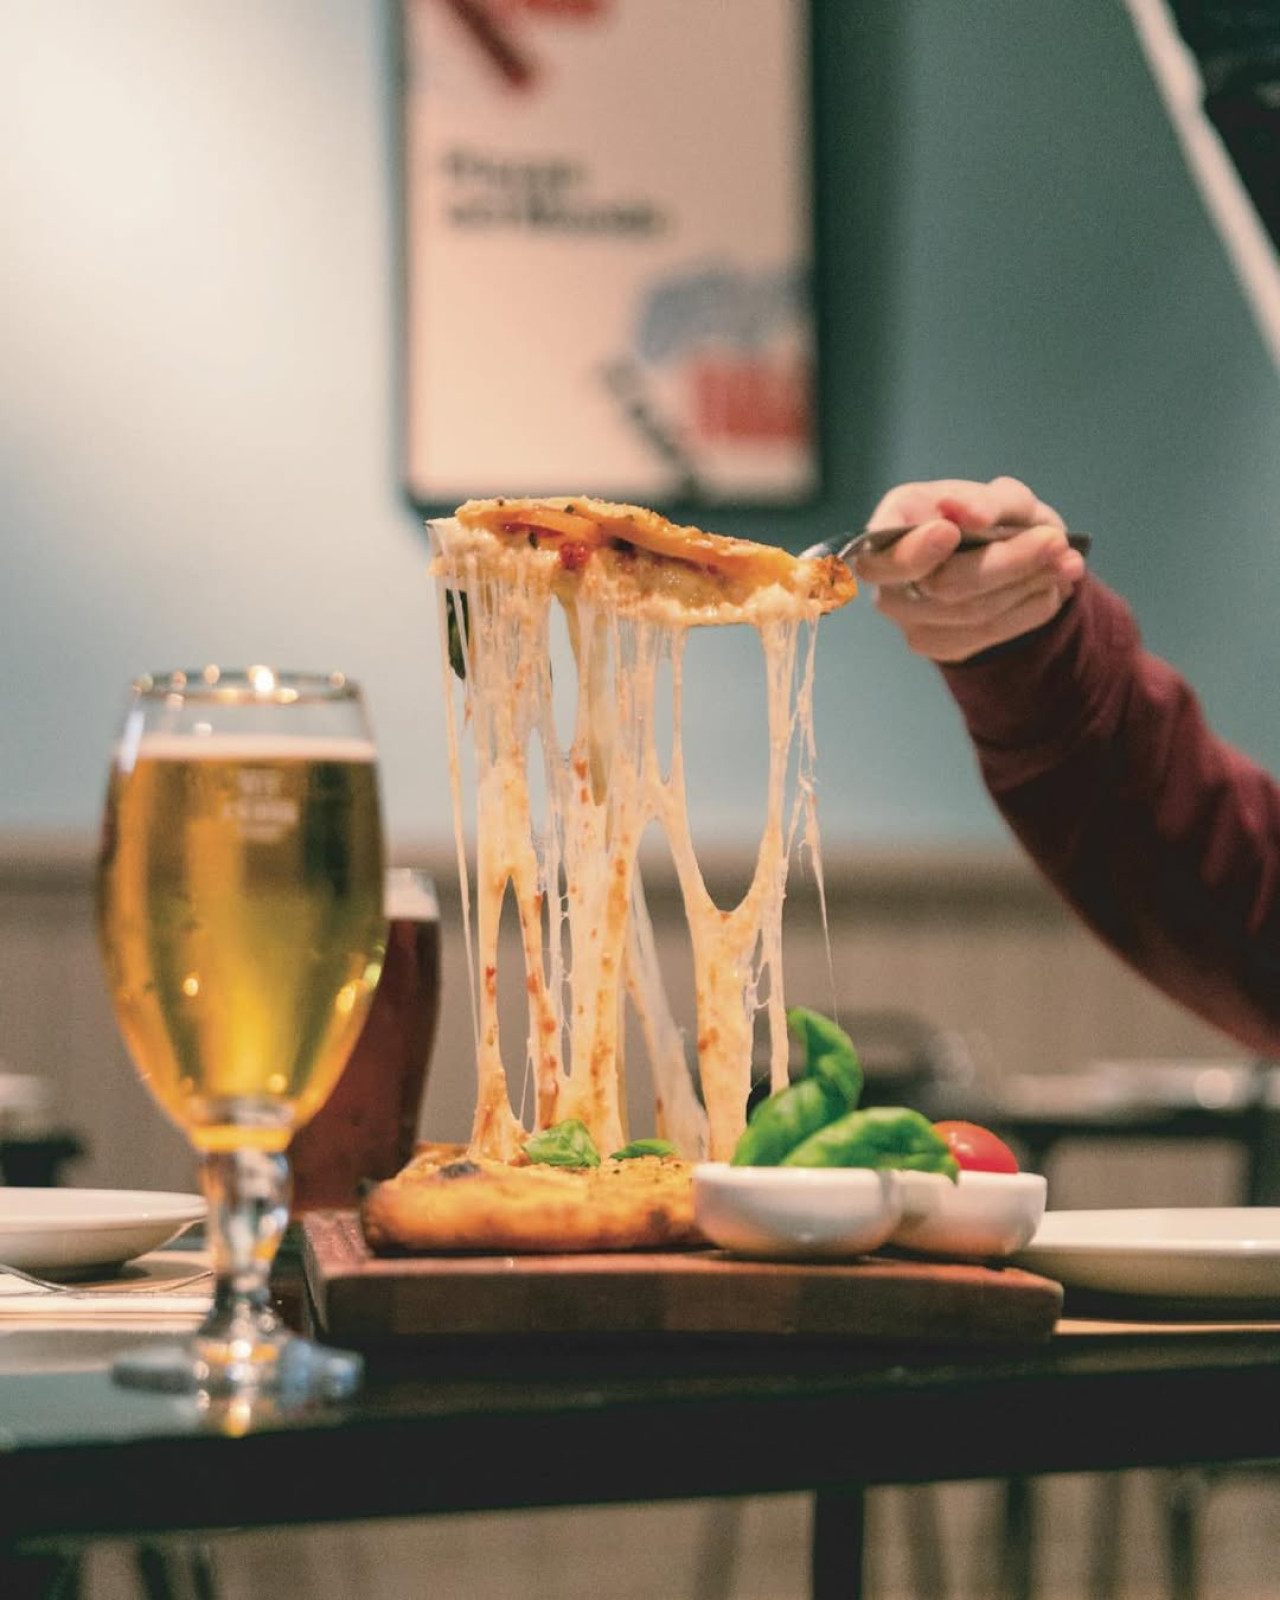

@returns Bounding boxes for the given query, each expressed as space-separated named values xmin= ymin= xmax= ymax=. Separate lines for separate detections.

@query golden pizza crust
xmin=449 ymin=495 xmax=855 ymax=620
xmin=360 ymin=1149 xmax=704 ymax=1255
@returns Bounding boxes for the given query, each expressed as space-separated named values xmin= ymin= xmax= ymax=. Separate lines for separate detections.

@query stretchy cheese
xmin=430 ymin=495 xmax=854 ymax=1167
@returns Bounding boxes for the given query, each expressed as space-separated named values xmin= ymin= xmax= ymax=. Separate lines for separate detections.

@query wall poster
xmin=399 ymin=0 xmax=818 ymax=510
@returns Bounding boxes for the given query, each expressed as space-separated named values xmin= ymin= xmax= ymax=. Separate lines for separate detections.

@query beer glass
xmin=96 ymin=666 xmax=386 ymax=1400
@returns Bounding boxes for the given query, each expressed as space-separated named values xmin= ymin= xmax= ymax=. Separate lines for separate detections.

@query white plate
xmin=693 ymin=1164 xmax=900 ymax=1260
xmin=1014 ymin=1208 xmax=1280 ymax=1301
xmin=890 ymin=1170 xmax=1048 ymax=1261
xmin=0 ymin=1189 xmax=206 ymax=1276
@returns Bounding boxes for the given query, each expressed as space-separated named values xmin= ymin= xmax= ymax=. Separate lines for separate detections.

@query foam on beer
xmin=118 ymin=733 xmax=378 ymax=769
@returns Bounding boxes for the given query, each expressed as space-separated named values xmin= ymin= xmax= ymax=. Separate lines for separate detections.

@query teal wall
xmin=3 ymin=1 xmax=1278 ymax=851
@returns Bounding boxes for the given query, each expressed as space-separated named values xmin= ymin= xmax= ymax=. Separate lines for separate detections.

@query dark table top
xmin=3 ymin=1298 xmax=1280 ymax=1552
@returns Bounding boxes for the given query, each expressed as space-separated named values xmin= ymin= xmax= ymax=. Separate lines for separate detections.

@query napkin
xmin=0 ymin=1249 xmax=213 ymax=1322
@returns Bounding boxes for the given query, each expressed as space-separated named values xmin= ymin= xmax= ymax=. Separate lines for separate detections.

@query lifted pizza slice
xmin=446 ymin=495 xmax=855 ymax=622
xmin=362 ymin=498 xmax=854 ymax=1256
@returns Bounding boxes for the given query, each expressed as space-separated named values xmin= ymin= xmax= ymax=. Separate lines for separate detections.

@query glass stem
xmin=198 ymin=1147 xmax=291 ymax=1360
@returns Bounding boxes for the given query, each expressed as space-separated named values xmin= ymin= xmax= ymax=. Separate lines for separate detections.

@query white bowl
xmin=889 ymin=1170 xmax=1048 ymax=1261
xmin=0 ymin=1188 xmax=206 ymax=1276
xmin=693 ymin=1163 xmax=901 ymax=1260
xmin=1014 ymin=1207 xmax=1280 ymax=1300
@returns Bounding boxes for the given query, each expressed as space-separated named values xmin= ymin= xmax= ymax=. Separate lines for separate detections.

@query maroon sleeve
xmin=939 ymin=574 xmax=1280 ymax=1057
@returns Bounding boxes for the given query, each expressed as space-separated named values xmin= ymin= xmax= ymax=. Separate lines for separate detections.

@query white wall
xmin=2 ymin=0 xmax=446 ymax=847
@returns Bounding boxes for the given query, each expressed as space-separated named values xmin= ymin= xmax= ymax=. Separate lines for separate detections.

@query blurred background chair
xmin=987 ymin=1057 xmax=1280 ymax=1207
xmin=0 ymin=1070 xmax=84 ymax=1188
xmin=833 ymin=1007 xmax=982 ymax=1121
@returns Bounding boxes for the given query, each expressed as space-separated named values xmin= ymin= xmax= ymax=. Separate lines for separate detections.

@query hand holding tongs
xmin=801 ymin=522 xmax=1092 ymax=564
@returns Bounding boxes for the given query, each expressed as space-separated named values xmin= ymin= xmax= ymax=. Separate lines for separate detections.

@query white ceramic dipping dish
xmin=692 ymin=1164 xmax=901 ymax=1260
xmin=890 ymin=1170 xmax=1048 ymax=1261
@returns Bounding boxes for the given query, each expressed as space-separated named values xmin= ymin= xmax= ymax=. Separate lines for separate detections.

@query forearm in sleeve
xmin=939 ymin=575 xmax=1280 ymax=1057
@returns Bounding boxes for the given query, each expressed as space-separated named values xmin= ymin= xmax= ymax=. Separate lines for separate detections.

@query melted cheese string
xmin=431 ymin=518 xmax=832 ymax=1163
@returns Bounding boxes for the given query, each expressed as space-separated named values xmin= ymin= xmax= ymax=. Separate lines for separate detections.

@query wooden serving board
xmin=301 ymin=1211 xmax=1063 ymax=1345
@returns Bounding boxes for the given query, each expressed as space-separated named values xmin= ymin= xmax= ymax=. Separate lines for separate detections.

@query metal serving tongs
xmin=801 ymin=522 xmax=1093 ymax=564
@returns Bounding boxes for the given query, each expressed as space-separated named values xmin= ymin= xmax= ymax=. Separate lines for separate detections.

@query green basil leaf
xmin=781 ymin=1105 xmax=959 ymax=1177
xmin=731 ymin=1078 xmax=844 ymax=1167
xmin=523 ymin=1118 xmax=601 ymax=1168
xmin=609 ymin=1139 xmax=677 ymax=1160
xmin=731 ymin=1008 xmax=863 ymax=1166
xmin=446 ymin=589 xmax=470 ymax=682
xmin=787 ymin=1006 xmax=863 ymax=1106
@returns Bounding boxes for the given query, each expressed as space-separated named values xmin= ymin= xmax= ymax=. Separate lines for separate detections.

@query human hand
xmin=856 ymin=476 xmax=1086 ymax=663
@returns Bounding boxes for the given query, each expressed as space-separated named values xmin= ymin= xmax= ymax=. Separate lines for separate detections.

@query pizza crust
xmin=445 ymin=495 xmax=855 ymax=625
xmin=361 ymin=1148 xmax=704 ymax=1255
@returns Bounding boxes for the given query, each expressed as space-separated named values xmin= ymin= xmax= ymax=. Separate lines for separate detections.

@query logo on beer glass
xmin=222 ymin=768 xmax=300 ymax=843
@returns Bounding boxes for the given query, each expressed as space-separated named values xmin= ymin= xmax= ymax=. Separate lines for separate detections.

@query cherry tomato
xmin=932 ymin=1120 xmax=1020 ymax=1174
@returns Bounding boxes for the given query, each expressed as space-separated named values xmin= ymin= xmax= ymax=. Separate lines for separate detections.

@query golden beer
xmin=97 ymin=733 xmax=386 ymax=1152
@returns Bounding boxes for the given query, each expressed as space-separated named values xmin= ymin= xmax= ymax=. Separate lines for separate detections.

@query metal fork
xmin=0 ymin=1260 xmax=212 ymax=1295
xmin=802 ymin=522 xmax=1092 ymax=563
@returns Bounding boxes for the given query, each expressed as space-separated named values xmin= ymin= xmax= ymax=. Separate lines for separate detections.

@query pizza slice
xmin=443 ymin=494 xmax=856 ymax=622
xmin=360 ymin=497 xmax=854 ymax=1256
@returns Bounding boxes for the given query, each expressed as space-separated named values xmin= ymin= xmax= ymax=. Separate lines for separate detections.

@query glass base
xmin=112 ymin=1329 xmax=363 ymax=1406
xmin=109 ymin=1144 xmax=363 ymax=1413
